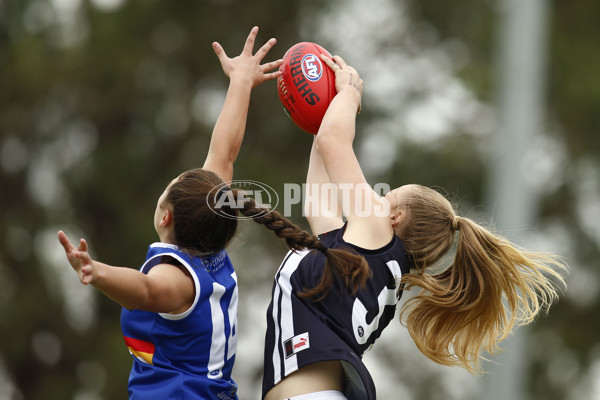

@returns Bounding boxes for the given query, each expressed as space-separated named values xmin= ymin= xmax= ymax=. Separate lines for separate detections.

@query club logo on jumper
xmin=284 ymin=332 xmax=310 ymax=359
xmin=208 ymin=180 xmax=279 ymax=220
xmin=357 ymin=326 xmax=365 ymax=338
xmin=124 ymin=336 xmax=155 ymax=365
xmin=301 ymin=54 xmax=323 ymax=82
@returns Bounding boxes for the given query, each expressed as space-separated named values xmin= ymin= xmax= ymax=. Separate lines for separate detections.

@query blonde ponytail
xmin=394 ymin=185 xmax=566 ymax=373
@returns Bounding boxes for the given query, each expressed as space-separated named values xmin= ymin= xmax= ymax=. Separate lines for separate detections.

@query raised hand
xmin=203 ymin=26 xmax=283 ymax=182
xmin=212 ymin=26 xmax=283 ymax=88
xmin=57 ymin=230 xmax=96 ymax=285
xmin=320 ymin=54 xmax=363 ymax=113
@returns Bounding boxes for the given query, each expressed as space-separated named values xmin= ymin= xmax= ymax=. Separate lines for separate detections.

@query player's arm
xmin=305 ymin=136 xmax=344 ymax=235
xmin=58 ymin=231 xmax=194 ymax=314
xmin=203 ymin=26 xmax=283 ymax=183
xmin=315 ymin=55 xmax=393 ymax=249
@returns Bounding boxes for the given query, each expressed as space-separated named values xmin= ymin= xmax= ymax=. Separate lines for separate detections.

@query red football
xmin=277 ymin=42 xmax=336 ymax=135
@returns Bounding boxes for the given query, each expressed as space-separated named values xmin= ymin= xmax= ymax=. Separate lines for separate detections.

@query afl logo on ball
xmin=301 ymin=54 xmax=323 ymax=82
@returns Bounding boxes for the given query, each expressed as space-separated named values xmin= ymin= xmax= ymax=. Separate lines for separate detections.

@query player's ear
xmin=390 ymin=209 xmax=404 ymax=228
xmin=160 ymin=209 xmax=172 ymax=227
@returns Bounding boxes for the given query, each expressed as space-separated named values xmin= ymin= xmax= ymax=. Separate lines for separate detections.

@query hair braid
xmin=234 ymin=189 xmax=371 ymax=300
xmin=235 ymin=192 xmax=316 ymax=250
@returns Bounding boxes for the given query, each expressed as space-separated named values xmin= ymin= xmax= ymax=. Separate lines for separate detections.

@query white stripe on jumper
xmin=272 ymin=249 xmax=309 ymax=384
xmin=207 ymin=282 xmax=226 ymax=380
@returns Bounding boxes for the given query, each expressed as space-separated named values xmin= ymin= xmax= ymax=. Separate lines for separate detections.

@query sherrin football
xmin=277 ymin=42 xmax=336 ymax=135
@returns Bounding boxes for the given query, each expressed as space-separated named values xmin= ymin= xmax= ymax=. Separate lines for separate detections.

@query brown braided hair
xmin=232 ymin=188 xmax=371 ymax=300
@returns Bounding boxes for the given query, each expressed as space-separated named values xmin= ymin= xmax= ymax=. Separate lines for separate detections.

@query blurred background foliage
xmin=0 ymin=0 xmax=598 ymax=399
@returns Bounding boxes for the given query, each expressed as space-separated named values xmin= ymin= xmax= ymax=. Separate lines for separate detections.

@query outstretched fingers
xmin=241 ymin=26 xmax=259 ymax=56
xmin=58 ymin=230 xmax=75 ymax=253
xmin=78 ymin=238 xmax=88 ymax=252
xmin=261 ymin=59 xmax=283 ymax=72
xmin=262 ymin=70 xmax=282 ymax=81
xmin=58 ymin=231 xmax=88 ymax=255
xmin=212 ymin=41 xmax=227 ymax=61
xmin=255 ymin=37 xmax=277 ymax=61
xmin=211 ymin=26 xmax=282 ymax=88
xmin=253 ymin=34 xmax=282 ymax=80
xmin=260 ymin=59 xmax=283 ymax=81
xmin=72 ymin=246 xmax=94 ymax=284
xmin=58 ymin=230 xmax=93 ymax=281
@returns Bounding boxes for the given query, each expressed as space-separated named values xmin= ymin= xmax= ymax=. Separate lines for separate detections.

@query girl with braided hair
xmin=260 ymin=55 xmax=566 ymax=400
xmin=57 ymin=27 xmax=283 ymax=399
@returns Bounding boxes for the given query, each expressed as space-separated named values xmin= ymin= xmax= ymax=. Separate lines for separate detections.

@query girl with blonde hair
xmin=261 ymin=54 xmax=566 ymax=400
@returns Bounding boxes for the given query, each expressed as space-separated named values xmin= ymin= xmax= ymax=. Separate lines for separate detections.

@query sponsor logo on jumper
xmin=284 ymin=332 xmax=310 ymax=358
xmin=217 ymin=392 xmax=235 ymax=400
xmin=294 ymin=337 xmax=307 ymax=349
xmin=202 ymin=250 xmax=227 ymax=272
